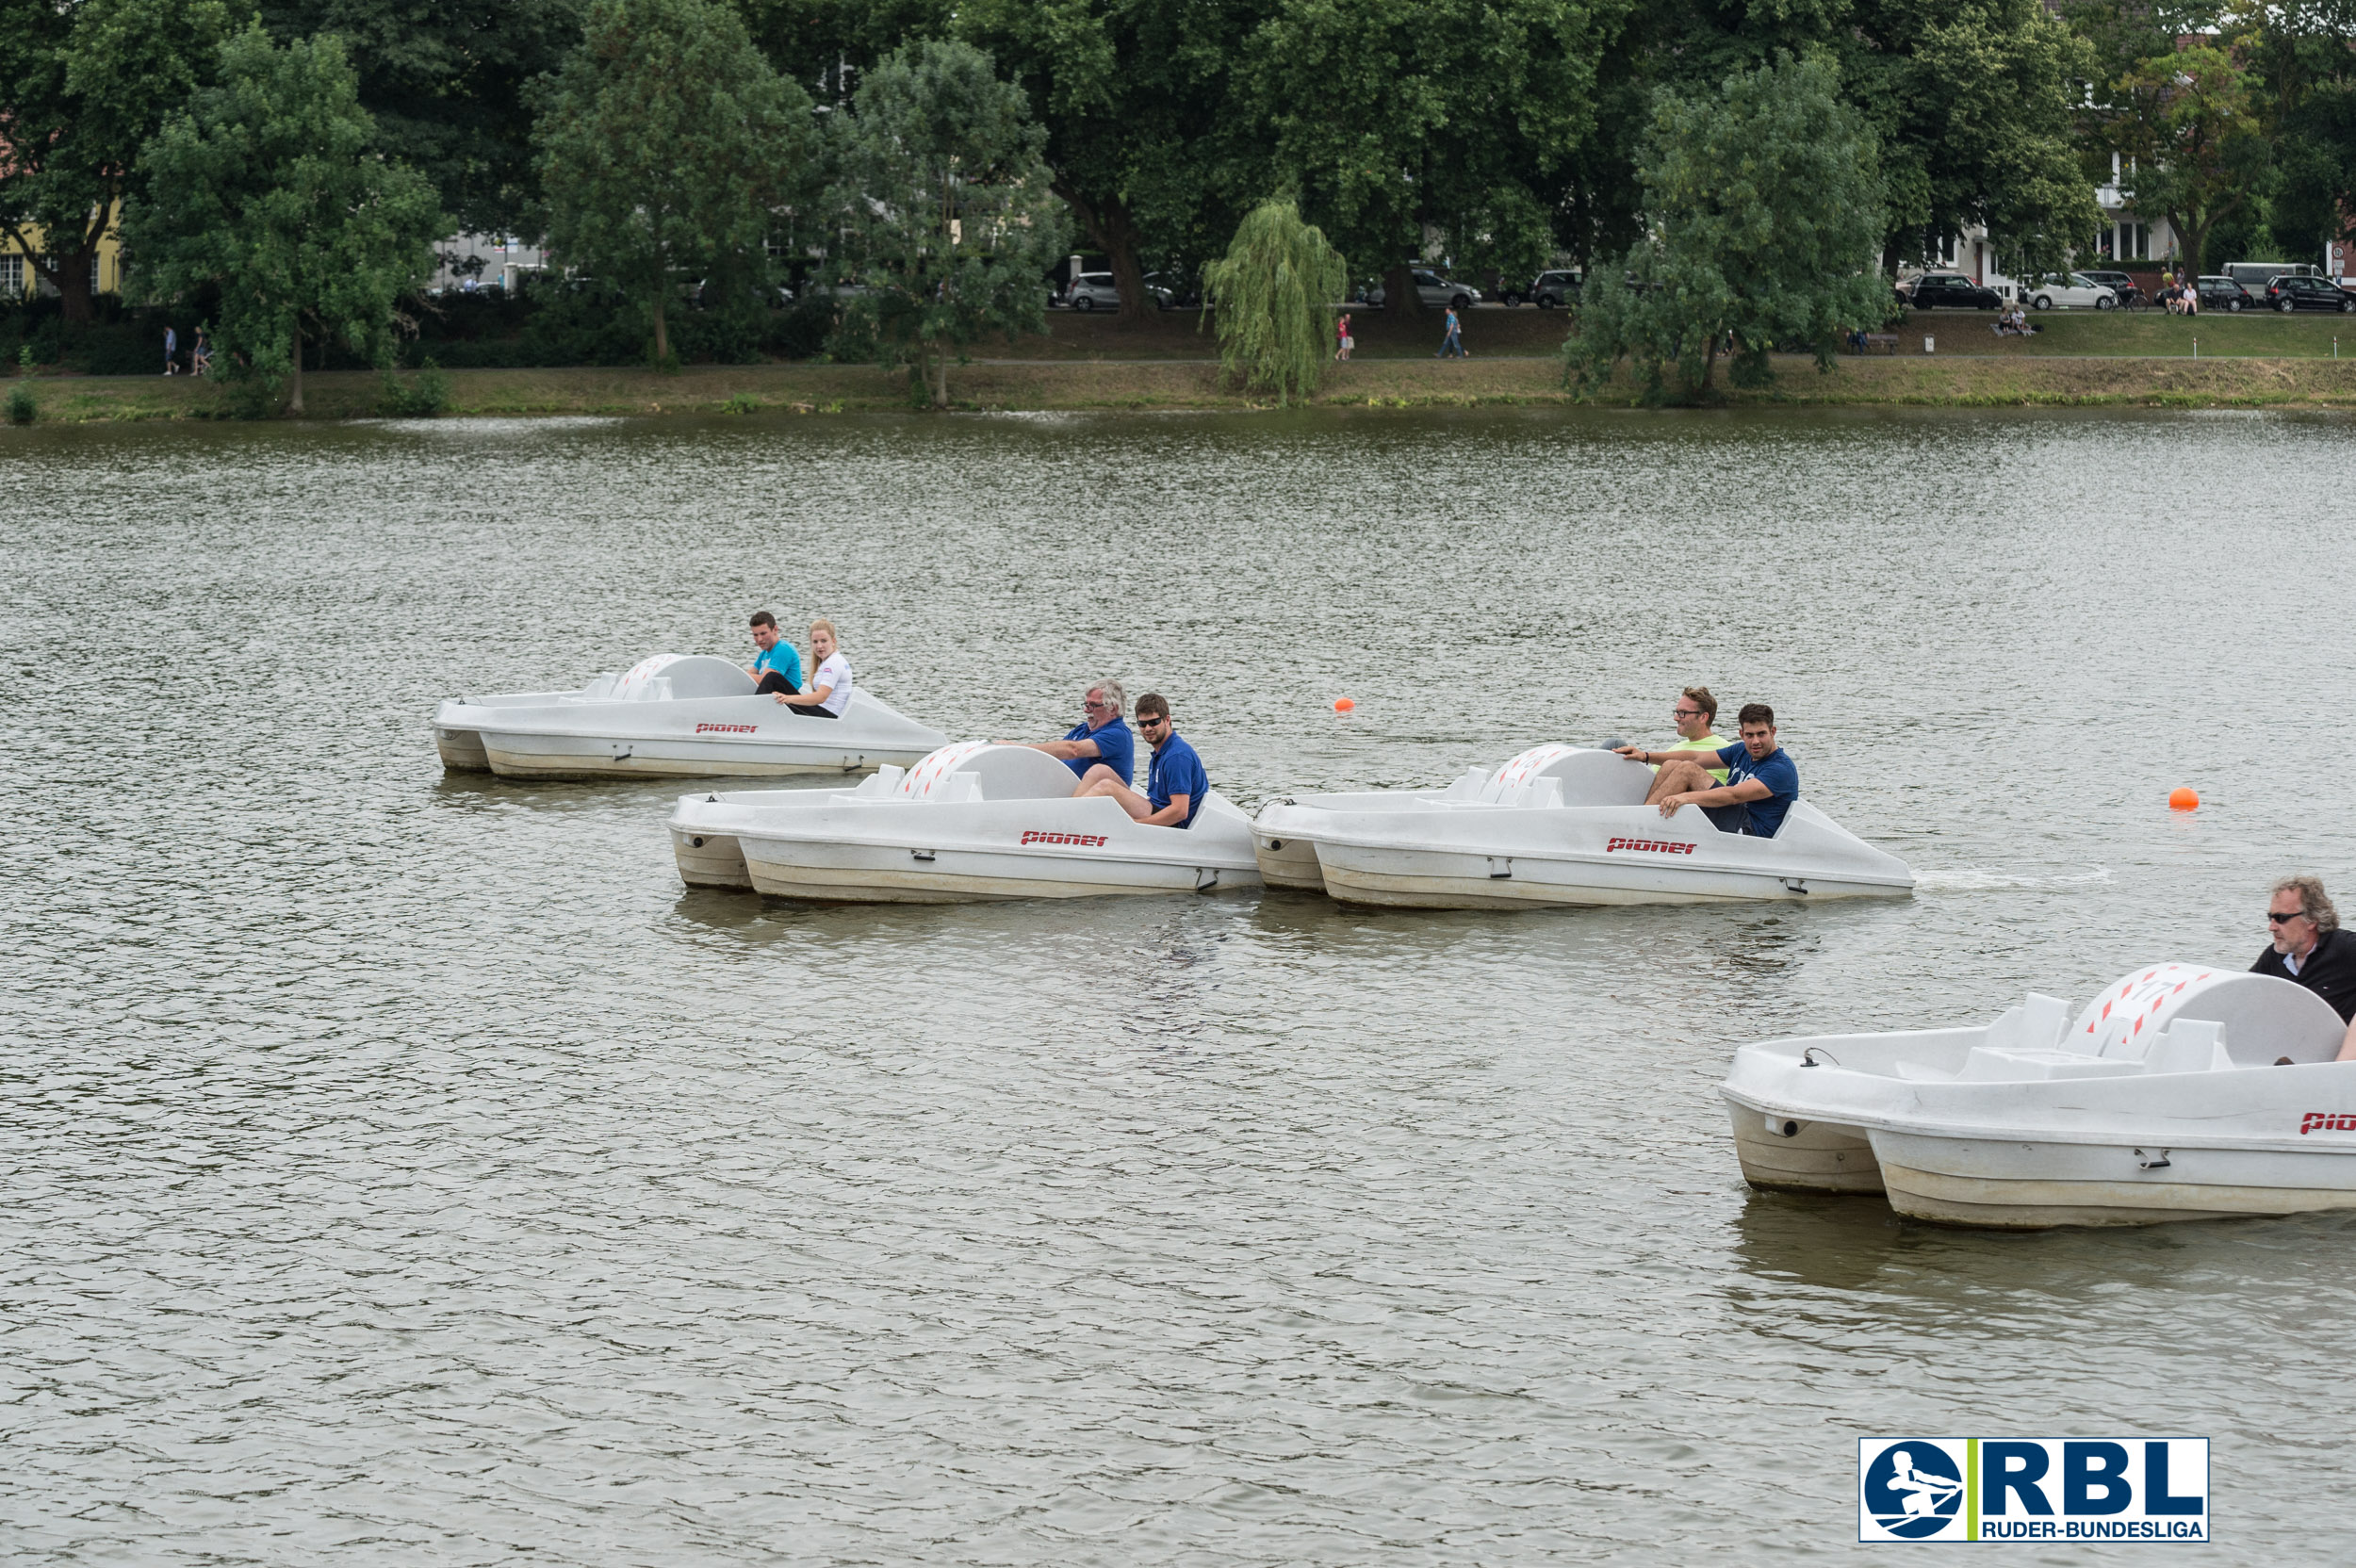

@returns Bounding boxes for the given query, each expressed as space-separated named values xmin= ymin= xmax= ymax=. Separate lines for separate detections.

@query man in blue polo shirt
xmin=998 ymin=678 xmax=1136 ymax=787
xmin=1614 ymin=701 xmax=1799 ymax=838
xmin=743 ymin=610 xmax=803 ymax=694
xmin=1073 ymin=691 xmax=1206 ymax=826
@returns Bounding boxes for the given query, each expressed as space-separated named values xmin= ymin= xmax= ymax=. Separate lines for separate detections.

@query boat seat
xmin=612 ymin=653 xmax=757 ymax=701
xmin=2071 ymin=966 xmax=2344 ymax=1066
xmin=1957 ymin=1047 xmax=2145 ymax=1083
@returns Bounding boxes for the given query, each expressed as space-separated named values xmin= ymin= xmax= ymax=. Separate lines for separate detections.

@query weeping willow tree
xmin=1201 ymin=200 xmax=1347 ymax=405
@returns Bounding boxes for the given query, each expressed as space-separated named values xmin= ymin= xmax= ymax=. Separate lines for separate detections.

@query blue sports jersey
xmin=1712 ymin=742 xmax=1800 ymax=838
xmin=1058 ymin=715 xmax=1134 ymax=784
xmin=1147 ymin=732 xmax=1209 ymax=828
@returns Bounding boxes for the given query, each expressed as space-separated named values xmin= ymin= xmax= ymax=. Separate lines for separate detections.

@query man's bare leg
xmin=1074 ymin=775 xmax=1154 ymax=822
xmin=1644 ymin=757 xmax=1716 ymax=807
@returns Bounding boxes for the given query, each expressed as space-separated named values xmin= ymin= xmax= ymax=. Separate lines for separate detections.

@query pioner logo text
xmin=1604 ymin=837 xmax=1697 ymax=856
xmin=1857 ymin=1437 xmax=2208 ymax=1543
xmin=1021 ymin=830 xmax=1108 ymax=848
xmin=694 ymin=723 xmax=758 ymax=735
xmin=2299 ymin=1111 xmax=2356 ymax=1134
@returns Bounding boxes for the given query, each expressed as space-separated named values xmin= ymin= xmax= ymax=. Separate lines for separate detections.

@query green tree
xmin=1641 ymin=0 xmax=2096 ymax=277
xmin=2222 ymin=0 xmax=2356 ymax=259
xmin=1248 ymin=0 xmax=1633 ymax=314
xmin=532 ymin=0 xmax=818 ymax=366
xmin=2101 ymin=39 xmax=2268 ymax=277
xmin=1200 ymin=198 xmax=1344 ymax=404
xmin=125 ymin=24 xmax=443 ymax=412
xmin=257 ymin=0 xmax=586 ymax=236
xmin=826 ymin=39 xmax=1072 ymax=407
xmin=0 ymin=0 xmax=245 ymax=323
xmin=1568 ymin=55 xmax=1889 ymax=400
xmin=729 ymin=0 xmax=952 ymax=106
xmin=958 ymin=0 xmax=1275 ymax=320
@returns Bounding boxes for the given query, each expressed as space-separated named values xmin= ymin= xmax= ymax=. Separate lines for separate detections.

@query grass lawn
xmin=1902 ymin=303 xmax=2356 ymax=358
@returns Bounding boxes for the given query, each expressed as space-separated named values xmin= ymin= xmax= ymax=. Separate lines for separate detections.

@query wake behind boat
xmin=668 ymin=741 xmax=1262 ymax=902
xmin=1253 ymin=744 xmax=1913 ymax=907
xmin=1720 ymin=965 xmax=2356 ymax=1228
xmin=432 ymin=654 xmax=947 ymax=779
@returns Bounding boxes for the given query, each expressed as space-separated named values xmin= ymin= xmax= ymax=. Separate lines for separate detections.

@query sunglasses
xmin=1138 ymin=714 xmax=1169 ymax=727
xmin=2269 ymin=910 xmax=2309 ymax=924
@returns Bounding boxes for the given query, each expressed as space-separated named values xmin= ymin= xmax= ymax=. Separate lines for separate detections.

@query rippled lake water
xmin=6 ymin=406 xmax=2354 ymax=1564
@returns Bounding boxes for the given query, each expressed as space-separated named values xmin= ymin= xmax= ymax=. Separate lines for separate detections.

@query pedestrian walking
xmin=1335 ymin=312 xmax=1353 ymax=362
xmin=191 ymin=326 xmax=211 ymax=377
xmin=1436 ymin=305 xmax=1465 ymax=358
xmin=163 ymin=324 xmax=178 ymax=375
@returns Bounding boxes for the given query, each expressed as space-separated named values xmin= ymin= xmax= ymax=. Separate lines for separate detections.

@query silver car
xmin=1061 ymin=271 xmax=1121 ymax=311
xmin=1361 ymin=269 xmax=1482 ymax=311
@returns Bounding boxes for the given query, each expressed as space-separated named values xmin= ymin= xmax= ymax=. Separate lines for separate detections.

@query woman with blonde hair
xmin=774 ymin=617 xmax=853 ymax=719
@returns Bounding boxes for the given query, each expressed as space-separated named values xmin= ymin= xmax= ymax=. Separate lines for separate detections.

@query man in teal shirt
xmin=744 ymin=610 xmax=803 ymax=694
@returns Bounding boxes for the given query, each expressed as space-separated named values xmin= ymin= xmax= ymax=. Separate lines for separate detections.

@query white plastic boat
xmin=432 ymin=653 xmax=947 ymax=779
xmin=668 ymin=741 xmax=1262 ymax=902
xmin=1721 ymin=964 xmax=2356 ymax=1228
xmin=1252 ymin=743 xmax=1913 ymax=907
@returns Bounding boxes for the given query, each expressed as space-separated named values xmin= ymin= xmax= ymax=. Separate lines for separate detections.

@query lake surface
xmin=5 ymin=406 xmax=2352 ymax=1564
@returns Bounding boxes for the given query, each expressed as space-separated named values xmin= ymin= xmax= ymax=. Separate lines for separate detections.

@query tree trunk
xmin=53 ymin=240 xmax=98 ymax=325
xmin=1055 ymin=182 xmax=1151 ymax=322
xmin=2168 ymin=211 xmax=2203 ymax=282
xmin=927 ymin=340 xmax=949 ymax=407
xmin=289 ymin=321 xmax=304 ymax=413
xmin=1384 ymin=261 xmax=1425 ymax=318
xmin=652 ymin=298 xmax=670 ymax=363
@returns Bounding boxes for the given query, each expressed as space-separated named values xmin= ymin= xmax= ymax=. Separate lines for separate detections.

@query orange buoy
xmin=1333 ymin=697 xmax=1355 ymax=712
xmin=2168 ymin=787 xmax=2200 ymax=812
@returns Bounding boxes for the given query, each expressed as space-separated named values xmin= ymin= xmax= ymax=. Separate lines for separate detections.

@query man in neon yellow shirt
xmin=1657 ymin=687 xmax=1729 ymax=783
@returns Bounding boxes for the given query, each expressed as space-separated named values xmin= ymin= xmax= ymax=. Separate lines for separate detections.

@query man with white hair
xmin=996 ymin=678 xmax=1136 ymax=788
xmin=2256 ymin=875 xmax=2356 ymax=1025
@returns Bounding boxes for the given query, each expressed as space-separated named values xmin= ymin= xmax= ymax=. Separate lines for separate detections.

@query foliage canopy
xmin=125 ymin=24 xmax=443 ymax=411
xmin=1568 ymin=54 xmax=1890 ymax=401
xmin=1200 ymin=200 xmax=1345 ymax=405
xmin=826 ymin=39 xmax=1072 ymax=407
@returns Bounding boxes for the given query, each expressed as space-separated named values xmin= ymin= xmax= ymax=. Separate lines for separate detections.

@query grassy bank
xmin=9 ymin=314 xmax=2356 ymax=423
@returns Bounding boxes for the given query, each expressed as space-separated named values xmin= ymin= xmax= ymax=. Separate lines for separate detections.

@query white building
xmin=429 ymin=233 xmax=548 ymax=294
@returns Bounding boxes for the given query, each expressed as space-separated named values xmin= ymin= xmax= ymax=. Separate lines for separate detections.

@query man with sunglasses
xmin=2254 ymin=876 xmax=2356 ymax=1025
xmin=998 ymin=678 xmax=1136 ymax=787
xmin=1073 ymin=692 xmax=1206 ymax=827
xmin=1655 ymin=686 xmax=1730 ymax=784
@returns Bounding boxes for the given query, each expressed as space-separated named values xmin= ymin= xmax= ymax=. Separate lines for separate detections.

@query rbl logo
xmin=1020 ymin=830 xmax=1108 ymax=848
xmin=1604 ymin=837 xmax=1697 ymax=856
xmin=1857 ymin=1437 xmax=2208 ymax=1543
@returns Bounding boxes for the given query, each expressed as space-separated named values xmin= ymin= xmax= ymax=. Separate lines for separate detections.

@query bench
xmin=1855 ymin=334 xmax=1899 ymax=354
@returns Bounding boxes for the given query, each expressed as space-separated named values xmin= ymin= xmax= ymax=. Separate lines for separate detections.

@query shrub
xmin=6 ymin=383 xmax=35 ymax=425
xmin=378 ymin=356 xmax=451 ymax=416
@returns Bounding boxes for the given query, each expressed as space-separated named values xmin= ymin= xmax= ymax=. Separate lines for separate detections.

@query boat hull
xmin=1725 ymin=1102 xmax=1885 ymax=1194
xmin=1870 ymin=1131 xmax=2356 ymax=1229
xmin=1316 ymin=843 xmax=1890 ymax=909
xmin=738 ymin=836 xmax=1259 ymax=904
xmin=434 ymin=726 xmax=491 ymax=771
xmin=479 ymin=728 xmax=905 ymax=780
xmin=1252 ymin=831 xmax=1327 ymax=890
xmin=670 ymin=828 xmax=752 ymax=889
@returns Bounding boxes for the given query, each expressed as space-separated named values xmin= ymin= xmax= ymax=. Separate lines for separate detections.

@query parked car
xmin=1495 ymin=269 xmax=1579 ymax=308
xmin=2078 ymin=270 xmax=2144 ymax=308
xmin=2265 ymin=273 xmax=2356 ymax=312
xmin=1360 ymin=269 xmax=1482 ymax=310
xmin=1060 ymin=270 xmax=1121 ymax=310
xmin=2024 ymin=272 xmax=2119 ymax=310
xmin=1900 ymin=272 xmax=2002 ymax=310
xmin=2226 ymin=261 xmax=2319 ymax=294
xmin=2193 ymin=275 xmax=2254 ymax=312
xmin=1141 ymin=270 xmax=1198 ymax=309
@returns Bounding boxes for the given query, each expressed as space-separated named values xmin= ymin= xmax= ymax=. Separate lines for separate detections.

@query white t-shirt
xmin=809 ymin=651 xmax=852 ymax=715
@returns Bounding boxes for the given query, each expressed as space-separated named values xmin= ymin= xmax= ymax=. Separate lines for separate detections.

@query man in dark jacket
xmin=2253 ymin=875 xmax=2356 ymax=1024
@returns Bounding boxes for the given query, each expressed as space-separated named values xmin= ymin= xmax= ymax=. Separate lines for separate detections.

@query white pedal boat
xmin=667 ymin=741 xmax=1262 ymax=902
xmin=1252 ymin=743 xmax=1913 ymax=907
xmin=1721 ymin=964 xmax=2356 ymax=1229
xmin=432 ymin=653 xmax=947 ymax=779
